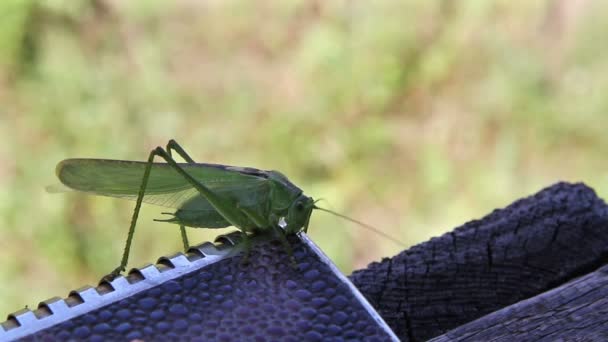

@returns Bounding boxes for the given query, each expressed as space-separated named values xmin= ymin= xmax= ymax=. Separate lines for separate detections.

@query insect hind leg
xmin=152 ymin=147 xmax=253 ymax=232
xmin=108 ymin=147 xmax=167 ymax=278
xmin=166 ymin=139 xmax=195 ymax=163
xmin=166 ymin=139 xmax=194 ymax=251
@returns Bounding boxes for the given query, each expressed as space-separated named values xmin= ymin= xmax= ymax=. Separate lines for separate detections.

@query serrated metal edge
xmin=214 ymin=231 xmax=244 ymax=246
xmin=0 ymin=231 xmax=242 ymax=342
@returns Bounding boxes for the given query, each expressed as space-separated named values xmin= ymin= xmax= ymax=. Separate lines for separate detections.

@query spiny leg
xmin=109 ymin=148 xmax=163 ymax=278
xmin=152 ymin=147 xmax=253 ymax=233
xmin=154 ymin=147 xmax=276 ymax=265
xmin=166 ymin=139 xmax=195 ymax=251
xmin=166 ymin=139 xmax=195 ymax=163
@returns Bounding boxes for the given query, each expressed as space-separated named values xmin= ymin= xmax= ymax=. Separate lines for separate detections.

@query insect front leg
xmin=165 ymin=139 xmax=195 ymax=250
xmin=239 ymin=205 xmax=296 ymax=267
xmin=272 ymin=225 xmax=297 ymax=267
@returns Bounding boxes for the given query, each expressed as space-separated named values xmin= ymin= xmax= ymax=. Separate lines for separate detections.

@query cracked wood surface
xmin=349 ymin=182 xmax=608 ymax=341
xmin=429 ymin=264 xmax=608 ymax=341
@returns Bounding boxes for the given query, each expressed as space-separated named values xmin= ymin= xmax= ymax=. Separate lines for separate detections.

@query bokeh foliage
xmin=1 ymin=0 xmax=608 ymax=315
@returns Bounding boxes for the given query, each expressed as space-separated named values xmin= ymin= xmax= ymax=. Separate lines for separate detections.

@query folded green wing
xmin=55 ymin=159 xmax=270 ymax=210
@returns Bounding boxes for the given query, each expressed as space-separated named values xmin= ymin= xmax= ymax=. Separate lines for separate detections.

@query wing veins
xmin=56 ymin=159 xmax=270 ymax=210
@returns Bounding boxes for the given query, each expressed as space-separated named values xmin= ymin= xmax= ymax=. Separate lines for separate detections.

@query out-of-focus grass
xmin=1 ymin=0 xmax=608 ymax=315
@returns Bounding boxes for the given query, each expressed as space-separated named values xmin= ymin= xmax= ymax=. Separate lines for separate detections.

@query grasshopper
xmin=52 ymin=140 xmax=402 ymax=277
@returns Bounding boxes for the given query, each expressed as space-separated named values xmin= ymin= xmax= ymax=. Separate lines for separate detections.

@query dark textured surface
xmin=6 ymin=234 xmax=396 ymax=341
xmin=429 ymin=264 xmax=608 ymax=341
xmin=349 ymin=182 xmax=608 ymax=341
xmin=7 ymin=182 xmax=608 ymax=341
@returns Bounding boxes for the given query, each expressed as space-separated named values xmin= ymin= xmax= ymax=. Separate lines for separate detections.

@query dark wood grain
xmin=349 ymin=182 xmax=608 ymax=341
xmin=429 ymin=264 xmax=608 ymax=342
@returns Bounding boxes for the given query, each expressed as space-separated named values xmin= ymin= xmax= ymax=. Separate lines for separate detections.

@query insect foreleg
xmin=165 ymin=139 xmax=195 ymax=250
xmin=240 ymin=206 xmax=296 ymax=266
xmin=272 ymin=225 xmax=297 ymax=267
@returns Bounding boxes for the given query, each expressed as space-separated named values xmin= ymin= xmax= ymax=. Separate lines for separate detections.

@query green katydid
xmin=51 ymin=139 xmax=404 ymax=278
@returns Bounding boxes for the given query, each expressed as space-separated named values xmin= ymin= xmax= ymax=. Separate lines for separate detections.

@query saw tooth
xmin=0 ymin=231 xmax=242 ymax=338
xmin=157 ymin=252 xmax=190 ymax=271
xmin=69 ymin=286 xmax=99 ymax=306
xmin=8 ymin=308 xmax=36 ymax=328
xmin=137 ymin=264 xmax=162 ymax=280
xmin=107 ymin=275 xmax=130 ymax=291
xmin=214 ymin=231 xmax=243 ymax=246
xmin=39 ymin=298 xmax=68 ymax=317
xmin=195 ymin=241 xmax=226 ymax=256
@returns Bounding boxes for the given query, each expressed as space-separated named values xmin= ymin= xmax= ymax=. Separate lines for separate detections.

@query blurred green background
xmin=2 ymin=0 xmax=608 ymax=316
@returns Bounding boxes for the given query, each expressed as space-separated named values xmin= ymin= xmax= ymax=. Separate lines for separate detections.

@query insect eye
xmin=295 ymin=202 xmax=304 ymax=211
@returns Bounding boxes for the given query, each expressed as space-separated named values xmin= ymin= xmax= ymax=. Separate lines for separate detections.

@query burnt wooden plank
xmin=429 ymin=264 xmax=608 ymax=341
xmin=349 ymin=182 xmax=608 ymax=341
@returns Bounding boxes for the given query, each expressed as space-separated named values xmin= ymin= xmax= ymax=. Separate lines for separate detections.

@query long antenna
xmin=313 ymin=205 xmax=407 ymax=247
